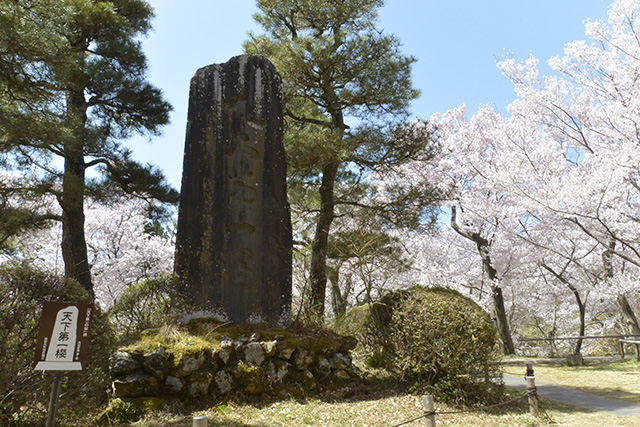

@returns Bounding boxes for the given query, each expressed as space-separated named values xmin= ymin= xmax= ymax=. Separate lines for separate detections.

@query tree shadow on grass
xmin=211 ymin=368 xmax=412 ymax=411
xmin=204 ymin=421 xmax=271 ymax=427
xmin=557 ymin=385 xmax=640 ymax=405
xmin=575 ymin=386 xmax=640 ymax=406
xmin=501 ymin=386 xmax=597 ymax=416
xmin=319 ymin=371 xmax=412 ymax=402
xmin=130 ymin=410 xmax=273 ymax=427
xmin=538 ymin=395 xmax=599 ymax=414
xmin=140 ymin=419 xmax=272 ymax=427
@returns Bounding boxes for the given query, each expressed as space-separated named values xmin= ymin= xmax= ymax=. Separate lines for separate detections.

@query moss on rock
xmin=236 ymin=362 xmax=267 ymax=395
xmin=109 ymin=319 xmax=358 ymax=406
xmin=97 ymin=397 xmax=162 ymax=425
xmin=186 ymin=371 xmax=214 ymax=397
xmin=124 ymin=324 xmax=215 ymax=372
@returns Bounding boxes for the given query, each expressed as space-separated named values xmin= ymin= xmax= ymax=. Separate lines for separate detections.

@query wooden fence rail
xmin=518 ymin=334 xmax=640 ymax=361
xmin=518 ymin=334 xmax=640 ymax=341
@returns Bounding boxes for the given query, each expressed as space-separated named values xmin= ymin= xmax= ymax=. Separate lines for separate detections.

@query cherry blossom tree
xmin=336 ymin=0 xmax=640 ymax=355
xmin=496 ymin=0 xmax=640 ymax=335
xmin=14 ymin=198 xmax=174 ymax=308
xmin=416 ymin=105 xmax=524 ymax=354
xmin=390 ymin=82 xmax=627 ymax=354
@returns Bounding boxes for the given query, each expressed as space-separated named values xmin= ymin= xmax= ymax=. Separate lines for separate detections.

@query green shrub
xmin=107 ymin=274 xmax=185 ymax=344
xmin=389 ymin=287 xmax=502 ymax=403
xmin=97 ymin=397 xmax=163 ymax=426
xmin=339 ymin=286 xmax=503 ymax=404
xmin=333 ymin=302 xmax=389 ymax=367
xmin=0 ymin=262 xmax=115 ymax=426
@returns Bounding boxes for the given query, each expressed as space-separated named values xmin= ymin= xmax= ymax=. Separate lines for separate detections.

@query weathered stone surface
xmin=187 ymin=372 xmax=213 ymax=397
xmin=142 ymin=347 xmax=167 ymax=379
xmin=164 ymin=376 xmax=184 ymax=394
xmin=230 ymin=361 xmax=245 ymax=380
xmin=293 ymin=349 xmax=314 ymax=371
xmin=108 ymin=328 xmax=358 ymax=403
xmin=243 ymin=342 xmax=266 ymax=366
xmin=290 ymin=369 xmax=320 ymax=391
xmin=264 ymin=358 xmax=289 ymax=383
xmin=330 ymin=353 xmax=352 ymax=370
xmin=238 ymin=365 xmax=266 ymax=395
xmin=110 ymin=351 xmax=142 ymax=376
xmin=233 ymin=338 xmax=248 ymax=352
xmin=174 ymin=54 xmax=292 ymax=327
xmin=340 ymin=336 xmax=358 ymax=352
xmin=314 ymin=356 xmax=332 ymax=378
xmin=277 ymin=342 xmax=295 ymax=360
xmin=175 ymin=353 xmax=206 ymax=377
xmin=215 ymin=370 xmax=234 ymax=394
xmin=129 ymin=350 xmax=144 ymax=361
xmin=333 ymin=369 xmax=351 ymax=380
xmin=219 ymin=340 xmax=234 ymax=364
xmin=261 ymin=340 xmax=277 ymax=357
xmin=112 ymin=373 xmax=159 ymax=398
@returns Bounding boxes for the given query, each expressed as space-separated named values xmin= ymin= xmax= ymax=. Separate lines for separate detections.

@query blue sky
xmin=129 ymin=0 xmax=610 ymax=189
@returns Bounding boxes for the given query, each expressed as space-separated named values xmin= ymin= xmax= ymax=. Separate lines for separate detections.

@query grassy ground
xmin=106 ymin=362 xmax=640 ymax=427
xmin=128 ymin=389 xmax=548 ymax=427
xmin=123 ymin=395 xmax=640 ymax=427
xmin=540 ymin=401 xmax=640 ymax=427
xmin=91 ymin=359 xmax=640 ymax=426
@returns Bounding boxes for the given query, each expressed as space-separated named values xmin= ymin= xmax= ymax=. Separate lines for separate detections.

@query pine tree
xmin=0 ymin=0 xmax=176 ymax=296
xmin=245 ymin=0 xmax=437 ymax=320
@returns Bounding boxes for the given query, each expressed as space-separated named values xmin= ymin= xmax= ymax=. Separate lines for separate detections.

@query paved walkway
xmin=503 ymin=373 xmax=640 ymax=416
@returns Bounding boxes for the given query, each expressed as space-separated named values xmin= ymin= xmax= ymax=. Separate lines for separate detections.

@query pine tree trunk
xmin=329 ymin=265 xmax=347 ymax=319
xmin=308 ymin=162 xmax=339 ymax=322
xmin=61 ymin=86 xmax=93 ymax=296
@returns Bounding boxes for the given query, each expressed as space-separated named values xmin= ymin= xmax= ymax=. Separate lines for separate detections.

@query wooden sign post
xmin=33 ymin=301 xmax=94 ymax=427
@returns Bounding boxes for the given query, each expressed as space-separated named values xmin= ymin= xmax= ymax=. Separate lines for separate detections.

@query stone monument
xmin=174 ymin=55 xmax=292 ymax=326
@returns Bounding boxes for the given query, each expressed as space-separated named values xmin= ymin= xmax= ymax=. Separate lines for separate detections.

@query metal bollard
xmin=193 ymin=415 xmax=207 ymax=427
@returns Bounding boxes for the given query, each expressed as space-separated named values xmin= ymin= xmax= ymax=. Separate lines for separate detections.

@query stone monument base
xmin=102 ymin=319 xmax=357 ymax=424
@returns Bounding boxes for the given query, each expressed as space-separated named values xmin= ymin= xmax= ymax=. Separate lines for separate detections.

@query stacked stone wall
xmin=109 ymin=330 xmax=357 ymax=400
